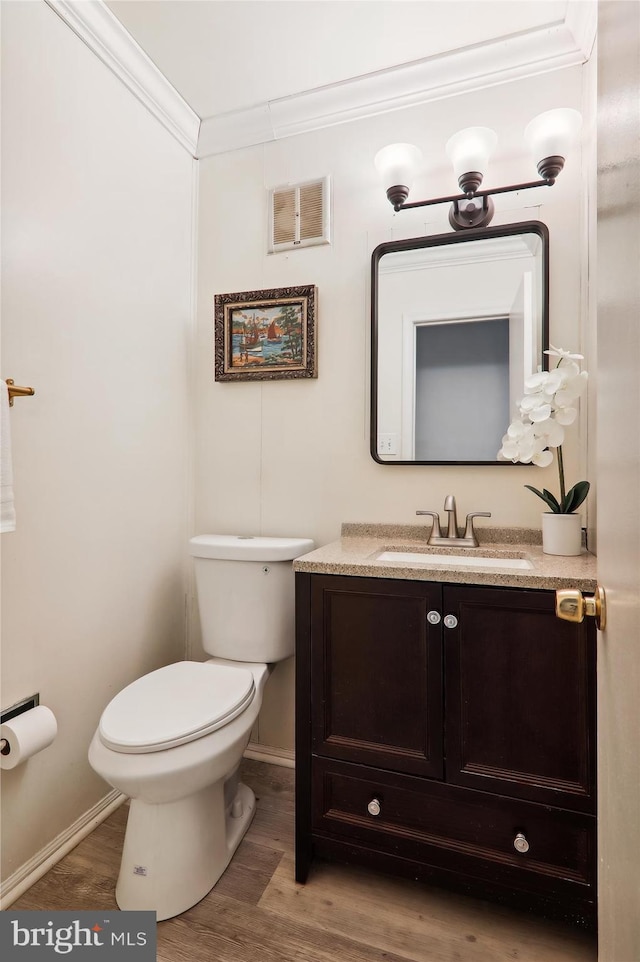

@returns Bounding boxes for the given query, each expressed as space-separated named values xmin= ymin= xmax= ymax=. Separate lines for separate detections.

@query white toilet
xmin=88 ymin=533 xmax=313 ymax=920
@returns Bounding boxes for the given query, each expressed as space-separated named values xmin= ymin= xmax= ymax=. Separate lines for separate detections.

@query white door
xmin=596 ymin=3 xmax=640 ymax=959
xmin=508 ymin=271 xmax=535 ymax=414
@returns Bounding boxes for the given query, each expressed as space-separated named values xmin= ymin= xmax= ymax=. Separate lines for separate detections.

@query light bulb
xmin=374 ymin=143 xmax=423 ymax=208
xmin=445 ymin=127 xmax=497 ymax=193
xmin=524 ymin=108 xmax=582 ymax=180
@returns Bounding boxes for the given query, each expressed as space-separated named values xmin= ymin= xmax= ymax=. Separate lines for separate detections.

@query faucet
xmin=443 ymin=494 xmax=459 ymax=539
xmin=417 ymin=495 xmax=491 ymax=548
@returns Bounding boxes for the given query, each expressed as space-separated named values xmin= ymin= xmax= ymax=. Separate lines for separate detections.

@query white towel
xmin=1 ymin=379 xmax=16 ymax=532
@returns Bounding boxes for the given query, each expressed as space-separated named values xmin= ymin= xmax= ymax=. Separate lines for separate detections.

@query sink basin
xmin=376 ymin=550 xmax=534 ymax=570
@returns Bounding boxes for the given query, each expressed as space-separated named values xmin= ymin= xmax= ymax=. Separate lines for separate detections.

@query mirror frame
xmin=370 ymin=221 xmax=549 ymax=465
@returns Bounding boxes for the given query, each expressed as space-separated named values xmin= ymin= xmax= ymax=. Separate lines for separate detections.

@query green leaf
xmin=542 ymin=489 xmax=561 ymax=510
xmin=561 ymin=481 xmax=590 ymax=514
xmin=524 ymin=484 xmax=561 ymax=512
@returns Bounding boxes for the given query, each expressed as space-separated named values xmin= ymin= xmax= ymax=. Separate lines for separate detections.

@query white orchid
xmin=498 ymin=347 xmax=590 ymax=514
xmin=500 ymin=420 xmax=555 ymax=467
xmin=544 ymin=344 xmax=584 ymax=361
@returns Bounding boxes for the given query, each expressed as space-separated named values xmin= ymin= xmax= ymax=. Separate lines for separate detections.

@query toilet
xmin=88 ymin=534 xmax=313 ymax=920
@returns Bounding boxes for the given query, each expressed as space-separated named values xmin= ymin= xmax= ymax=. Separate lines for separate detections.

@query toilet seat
xmin=99 ymin=661 xmax=255 ymax=754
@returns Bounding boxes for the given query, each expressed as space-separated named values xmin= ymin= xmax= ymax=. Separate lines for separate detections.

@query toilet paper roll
xmin=0 ymin=706 xmax=58 ymax=770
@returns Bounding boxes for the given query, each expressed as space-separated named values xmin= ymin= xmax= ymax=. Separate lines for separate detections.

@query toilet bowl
xmin=88 ymin=534 xmax=313 ymax=920
xmin=89 ymin=659 xmax=269 ymax=919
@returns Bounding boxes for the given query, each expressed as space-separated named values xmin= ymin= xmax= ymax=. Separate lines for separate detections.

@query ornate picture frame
xmin=214 ymin=285 xmax=317 ymax=381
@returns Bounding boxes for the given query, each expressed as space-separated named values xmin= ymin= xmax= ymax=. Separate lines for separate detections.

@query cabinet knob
xmin=427 ymin=610 xmax=441 ymax=625
xmin=443 ymin=614 xmax=458 ymax=629
xmin=513 ymin=832 xmax=530 ymax=854
xmin=367 ymin=798 xmax=381 ymax=817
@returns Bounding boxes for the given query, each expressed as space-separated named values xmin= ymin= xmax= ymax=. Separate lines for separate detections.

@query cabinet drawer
xmin=312 ymin=759 xmax=595 ymax=899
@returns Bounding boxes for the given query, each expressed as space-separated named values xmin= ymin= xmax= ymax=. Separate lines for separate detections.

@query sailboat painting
xmin=215 ymin=285 xmax=317 ymax=381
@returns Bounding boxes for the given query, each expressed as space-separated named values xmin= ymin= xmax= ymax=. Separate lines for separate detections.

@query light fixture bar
xmin=396 ymin=176 xmax=554 ymax=213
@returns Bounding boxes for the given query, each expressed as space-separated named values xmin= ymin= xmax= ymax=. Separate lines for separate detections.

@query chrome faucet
xmin=417 ymin=495 xmax=491 ymax=548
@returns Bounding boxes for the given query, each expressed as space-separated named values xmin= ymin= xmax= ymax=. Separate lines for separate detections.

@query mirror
xmin=371 ymin=222 xmax=548 ymax=464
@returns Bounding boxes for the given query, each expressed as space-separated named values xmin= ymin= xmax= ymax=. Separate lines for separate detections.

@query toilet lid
xmin=99 ymin=661 xmax=255 ymax=754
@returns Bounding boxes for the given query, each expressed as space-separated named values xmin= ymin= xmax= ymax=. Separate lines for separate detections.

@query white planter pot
xmin=541 ymin=512 xmax=583 ymax=556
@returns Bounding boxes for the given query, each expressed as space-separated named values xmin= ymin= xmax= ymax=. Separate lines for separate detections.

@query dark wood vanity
xmin=294 ymin=542 xmax=597 ymax=927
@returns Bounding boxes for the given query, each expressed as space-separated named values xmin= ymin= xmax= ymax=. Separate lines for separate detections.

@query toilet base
xmin=115 ymin=780 xmax=256 ymax=920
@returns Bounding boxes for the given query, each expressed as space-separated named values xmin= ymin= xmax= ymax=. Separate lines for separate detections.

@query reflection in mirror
xmin=371 ymin=223 xmax=548 ymax=464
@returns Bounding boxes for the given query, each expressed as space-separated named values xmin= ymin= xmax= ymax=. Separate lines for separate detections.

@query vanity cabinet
xmin=295 ymin=573 xmax=597 ymax=926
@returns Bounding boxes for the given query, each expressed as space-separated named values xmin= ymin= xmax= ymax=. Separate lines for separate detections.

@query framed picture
xmin=214 ymin=285 xmax=317 ymax=381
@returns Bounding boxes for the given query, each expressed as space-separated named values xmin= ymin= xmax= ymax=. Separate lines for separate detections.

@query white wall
xmin=195 ymin=66 xmax=590 ymax=751
xmin=1 ymin=1 xmax=195 ymax=884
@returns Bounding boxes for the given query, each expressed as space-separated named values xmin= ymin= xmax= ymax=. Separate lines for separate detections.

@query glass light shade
xmin=374 ymin=143 xmax=423 ymax=190
xmin=445 ymin=126 xmax=498 ymax=178
xmin=524 ymin=108 xmax=583 ymax=162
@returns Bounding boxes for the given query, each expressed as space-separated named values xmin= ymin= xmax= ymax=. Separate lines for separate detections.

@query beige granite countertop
xmin=293 ymin=523 xmax=597 ymax=591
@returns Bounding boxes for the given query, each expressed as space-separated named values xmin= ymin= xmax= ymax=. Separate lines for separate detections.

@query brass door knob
xmin=555 ymin=586 xmax=606 ymax=631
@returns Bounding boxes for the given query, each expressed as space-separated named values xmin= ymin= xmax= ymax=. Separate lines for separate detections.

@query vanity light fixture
xmin=374 ymin=108 xmax=582 ymax=230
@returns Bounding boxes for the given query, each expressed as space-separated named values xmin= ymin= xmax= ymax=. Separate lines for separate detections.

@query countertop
xmin=293 ymin=523 xmax=597 ymax=591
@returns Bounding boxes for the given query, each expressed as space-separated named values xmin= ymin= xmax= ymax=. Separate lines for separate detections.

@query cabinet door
xmin=311 ymin=575 xmax=443 ymax=778
xmin=443 ymin=585 xmax=596 ymax=812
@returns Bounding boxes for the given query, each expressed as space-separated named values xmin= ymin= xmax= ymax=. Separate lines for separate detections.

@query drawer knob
xmin=513 ymin=832 xmax=530 ymax=854
xmin=427 ymin=610 xmax=441 ymax=625
xmin=367 ymin=798 xmax=381 ymax=817
xmin=443 ymin=614 xmax=458 ymax=629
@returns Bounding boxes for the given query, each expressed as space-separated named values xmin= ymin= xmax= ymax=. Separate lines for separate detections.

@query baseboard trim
xmin=0 ymin=789 xmax=126 ymax=909
xmin=244 ymin=742 xmax=295 ymax=769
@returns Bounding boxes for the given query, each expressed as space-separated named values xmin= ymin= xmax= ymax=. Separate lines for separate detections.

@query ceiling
xmin=104 ymin=0 xmax=572 ymax=121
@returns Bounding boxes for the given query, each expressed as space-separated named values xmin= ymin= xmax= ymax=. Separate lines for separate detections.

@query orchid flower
xmin=544 ymin=344 xmax=584 ymax=361
xmin=497 ymin=348 xmax=590 ymax=514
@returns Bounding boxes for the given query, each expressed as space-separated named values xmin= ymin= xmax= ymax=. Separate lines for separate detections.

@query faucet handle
xmin=463 ymin=512 xmax=492 ymax=547
xmin=416 ymin=510 xmax=442 ymax=539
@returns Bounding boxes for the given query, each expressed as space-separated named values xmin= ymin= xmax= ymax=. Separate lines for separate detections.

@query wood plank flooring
xmin=12 ymin=760 xmax=597 ymax=962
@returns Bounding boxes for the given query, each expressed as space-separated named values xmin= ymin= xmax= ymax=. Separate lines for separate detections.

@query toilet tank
xmin=188 ymin=535 xmax=314 ymax=663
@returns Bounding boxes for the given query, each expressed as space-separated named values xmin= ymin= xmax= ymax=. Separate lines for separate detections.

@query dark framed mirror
xmin=371 ymin=221 xmax=549 ymax=465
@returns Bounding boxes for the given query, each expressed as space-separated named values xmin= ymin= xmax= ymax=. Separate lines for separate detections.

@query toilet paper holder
xmin=0 ymin=693 xmax=39 ymax=754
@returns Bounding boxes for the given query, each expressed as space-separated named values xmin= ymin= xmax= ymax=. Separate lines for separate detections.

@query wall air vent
xmin=268 ymin=176 xmax=331 ymax=253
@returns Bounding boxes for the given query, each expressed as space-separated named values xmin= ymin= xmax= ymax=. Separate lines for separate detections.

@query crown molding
xmin=196 ymin=103 xmax=274 ymax=158
xmin=197 ymin=14 xmax=596 ymax=158
xmin=565 ymin=0 xmax=598 ymax=61
xmin=43 ymin=0 xmax=596 ymax=161
xmin=44 ymin=0 xmax=200 ymax=155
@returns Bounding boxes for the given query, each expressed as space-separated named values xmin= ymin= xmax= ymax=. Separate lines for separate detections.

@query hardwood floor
xmin=12 ymin=760 xmax=597 ymax=961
